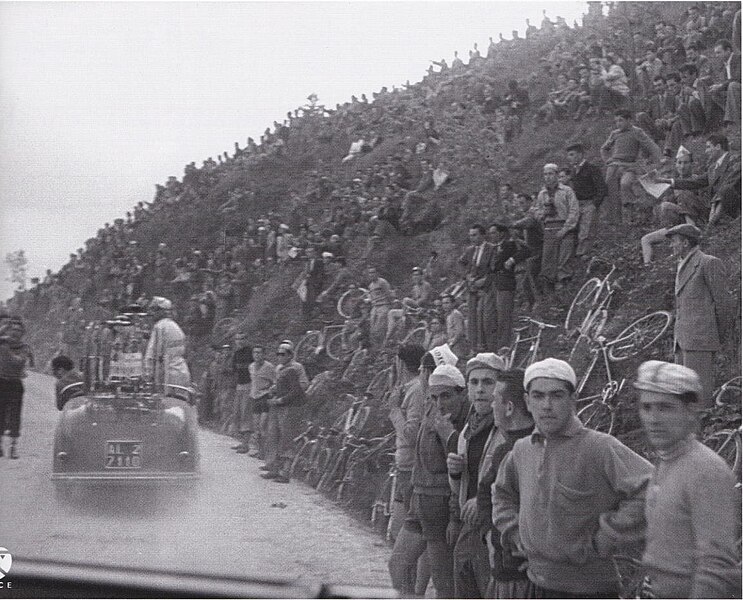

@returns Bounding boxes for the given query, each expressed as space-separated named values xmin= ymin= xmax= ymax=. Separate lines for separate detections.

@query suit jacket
xmin=673 ymin=152 xmax=741 ymax=213
xmin=489 ymin=239 xmax=531 ymax=291
xmin=302 ymin=258 xmax=325 ymax=299
xmin=674 ymin=247 xmax=732 ymax=352
xmin=647 ymin=93 xmax=677 ymax=121
xmin=460 ymin=242 xmax=496 ymax=293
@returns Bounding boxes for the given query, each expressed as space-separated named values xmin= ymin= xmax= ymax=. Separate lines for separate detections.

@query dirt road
xmin=0 ymin=373 xmax=392 ymax=589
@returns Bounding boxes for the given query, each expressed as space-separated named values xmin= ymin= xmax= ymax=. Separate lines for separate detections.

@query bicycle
xmin=565 ymin=259 xmax=620 ymax=355
xmin=295 ymin=323 xmax=348 ymax=363
xmin=575 ymin=312 xmax=672 ymax=434
xmin=334 ymin=432 xmax=395 ymax=504
xmin=506 ymin=317 xmax=557 ymax=368
xmin=370 ymin=459 xmax=398 ymax=538
xmin=612 ymin=553 xmax=648 ymax=599
xmin=337 ymin=287 xmax=369 ymax=319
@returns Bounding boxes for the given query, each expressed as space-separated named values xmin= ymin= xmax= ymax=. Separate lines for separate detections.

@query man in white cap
xmin=532 ymin=163 xmax=579 ymax=293
xmin=144 ymin=297 xmax=190 ymax=388
xmin=447 ymin=353 xmax=505 ymax=597
xmin=635 ymin=360 xmax=740 ymax=599
xmin=389 ymin=364 xmax=468 ymax=598
xmin=493 ymin=358 xmax=653 ymax=598
xmin=666 ymin=222 xmax=731 ymax=406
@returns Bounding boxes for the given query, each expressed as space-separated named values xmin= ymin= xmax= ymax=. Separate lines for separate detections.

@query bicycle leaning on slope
xmin=573 ymin=311 xmax=673 ymax=435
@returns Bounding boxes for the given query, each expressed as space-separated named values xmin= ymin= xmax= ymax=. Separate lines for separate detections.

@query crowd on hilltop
xmin=1 ymin=3 xmax=740 ymax=599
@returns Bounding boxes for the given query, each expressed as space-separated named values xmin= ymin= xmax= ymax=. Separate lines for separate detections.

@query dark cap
xmin=665 ymin=224 xmax=702 ymax=241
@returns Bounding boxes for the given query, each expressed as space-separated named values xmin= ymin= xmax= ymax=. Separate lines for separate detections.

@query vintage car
xmin=52 ymin=306 xmax=200 ymax=486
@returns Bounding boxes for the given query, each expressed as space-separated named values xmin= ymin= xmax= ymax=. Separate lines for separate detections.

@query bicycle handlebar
xmin=517 ymin=316 xmax=558 ymax=329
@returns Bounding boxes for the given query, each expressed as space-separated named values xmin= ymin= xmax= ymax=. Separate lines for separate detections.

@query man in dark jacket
xmin=460 ymin=225 xmax=496 ymax=352
xmin=487 ymin=223 xmax=529 ymax=351
xmin=478 ymin=368 xmax=534 ymax=598
xmin=389 ymin=365 xmax=469 ymax=598
xmin=566 ymin=143 xmax=608 ymax=257
xmin=230 ymin=333 xmax=253 ymax=454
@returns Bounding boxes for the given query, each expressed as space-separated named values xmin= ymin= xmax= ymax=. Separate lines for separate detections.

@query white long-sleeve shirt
xmin=144 ymin=317 xmax=190 ymax=387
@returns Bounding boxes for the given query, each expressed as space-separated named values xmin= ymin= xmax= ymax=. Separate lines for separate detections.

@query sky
xmin=0 ymin=0 xmax=588 ymax=300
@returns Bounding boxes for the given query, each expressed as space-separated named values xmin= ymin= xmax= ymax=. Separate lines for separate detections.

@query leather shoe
xmin=235 ymin=446 xmax=250 ymax=454
xmin=231 ymin=443 xmax=245 ymax=450
xmin=259 ymin=465 xmax=274 ymax=471
xmin=260 ymin=472 xmax=280 ymax=480
xmin=274 ymin=475 xmax=290 ymax=484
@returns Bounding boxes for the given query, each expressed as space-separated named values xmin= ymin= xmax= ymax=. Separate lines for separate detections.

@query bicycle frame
xmin=576 ymin=337 xmax=625 ymax=404
xmin=507 ymin=317 xmax=557 ymax=368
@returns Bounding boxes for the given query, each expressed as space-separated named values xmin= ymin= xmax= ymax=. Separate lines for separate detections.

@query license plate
xmin=105 ymin=441 xmax=143 ymax=469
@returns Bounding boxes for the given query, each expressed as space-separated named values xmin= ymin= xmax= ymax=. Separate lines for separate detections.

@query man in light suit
xmin=459 ymin=225 xmax=495 ymax=353
xmin=666 ymin=224 xmax=732 ymax=406
xmin=658 ymin=133 xmax=741 ymax=227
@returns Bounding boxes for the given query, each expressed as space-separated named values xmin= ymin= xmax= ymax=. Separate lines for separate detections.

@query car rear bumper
xmin=52 ymin=471 xmax=199 ymax=483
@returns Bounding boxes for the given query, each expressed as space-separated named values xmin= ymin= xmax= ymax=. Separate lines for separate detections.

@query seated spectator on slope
xmin=636 ymin=47 xmax=665 ymax=97
xmin=403 ymin=267 xmax=432 ymax=309
xmin=600 ymin=109 xmax=663 ymax=225
xmin=423 ymin=316 xmax=447 ymax=351
xmin=677 ymin=63 xmax=707 ymax=136
xmin=654 ymin=133 xmax=741 ymax=228
xmin=707 ymin=39 xmax=741 ymax=126
xmin=641 ymin=146 xmax=708 ymax=265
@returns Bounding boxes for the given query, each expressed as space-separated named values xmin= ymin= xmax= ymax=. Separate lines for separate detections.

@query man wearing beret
xmin=389 ymin=364 xmax=469 ymax=598
xmin=635 ymin=361 xmax=740 ymax=599
xmin=447 ymin=353 xmax=505 ymax=597
xmin=493 ymin=358 xmax=653 ymax=598
xmin=144 ymin=296 xmax=191 ymax=388
xmin=666 ymin=223 xmax=732 ymax=406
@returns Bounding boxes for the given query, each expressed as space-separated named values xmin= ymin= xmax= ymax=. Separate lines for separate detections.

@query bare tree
xmin=5 ymin=249 xmax=28 ymax=291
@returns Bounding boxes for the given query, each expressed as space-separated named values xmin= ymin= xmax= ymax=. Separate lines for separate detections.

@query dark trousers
xmin=454 ymin=522 xmax=491 ymax=598
xmin=0 ymin=378 xmax=24 ymax=437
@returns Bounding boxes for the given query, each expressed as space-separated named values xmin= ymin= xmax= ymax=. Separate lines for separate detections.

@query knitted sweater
xmin=643 ymin=438 xmax=740 ymax=599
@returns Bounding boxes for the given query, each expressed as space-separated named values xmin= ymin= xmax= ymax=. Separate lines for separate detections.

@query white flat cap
xmin=524 ymin=358 xmax=576 ymax=390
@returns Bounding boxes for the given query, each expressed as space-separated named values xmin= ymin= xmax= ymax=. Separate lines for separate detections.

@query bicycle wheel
xmin=337 ymin=287 xmax=369 ymax=319
xmin=350 ymin=406 xmax=371 ymax=434
xmin=565 ymin=278 xmax=601 ymax=332
xmin=325 ymin=331 xmax=346 ymax=361
xmin=403 ymin=326 xmax=428 ymax=346
xmin=308 ymin=446 xmax=332 ymax=488
xmin=577 ymin=401 xmax=615 ymax=435
xmin=715 ymin=376 xmax=742 ymax=407
xmin=318 ymin=450 xmax=346 ymax=494
xmin=704 ymin=430 xmax=740 ymax=473
xmin=289 ymin=440 xmax=314 ymax=479
xmin=608 ymin=311 xmax=672 ymax=362
xmin=336 ymin=448 xmax=369 ymax=504
xmin=366 ymin=366 xmax=393 ymax=400
xmin=295 ymin=331 xmax=322 ymax=364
